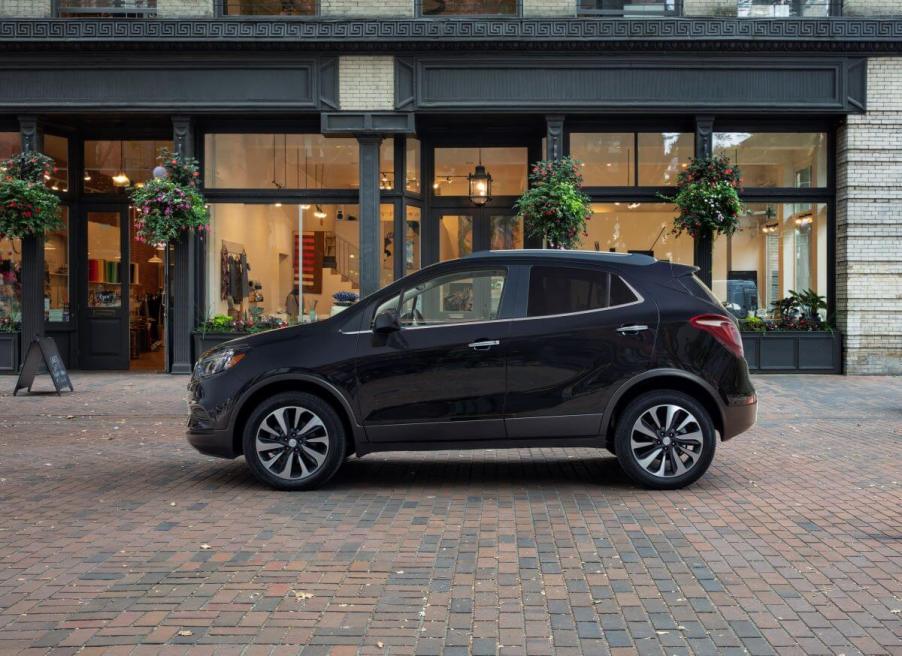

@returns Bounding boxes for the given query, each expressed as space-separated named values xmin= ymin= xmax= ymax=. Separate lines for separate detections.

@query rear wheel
xmin=242 ymin=392 xmax=346 ymax=491
xmin=614 ymin=390 xmax=715 ymax=490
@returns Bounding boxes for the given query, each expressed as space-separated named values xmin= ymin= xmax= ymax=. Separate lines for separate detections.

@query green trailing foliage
xmin=515 ymin=157 xmax=592 ymax=250
xmin=662 ymin=154 xmax=743 ymax=239
xmin=0 ymin=152 xmax=62 ymax=240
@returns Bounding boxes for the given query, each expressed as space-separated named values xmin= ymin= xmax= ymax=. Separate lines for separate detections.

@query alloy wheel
xmin=629 ymin=404 xmax=704 ymax=478
xmin=254 ymin=406 xmax=330 ymax=481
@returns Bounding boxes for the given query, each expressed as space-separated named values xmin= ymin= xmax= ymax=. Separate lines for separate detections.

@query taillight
xmin=689 ymin=314 xmax=744 ymax=358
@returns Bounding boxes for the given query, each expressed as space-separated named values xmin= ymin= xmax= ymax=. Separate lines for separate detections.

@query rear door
xmin=504 ymin=264 xmax=658 ymax=439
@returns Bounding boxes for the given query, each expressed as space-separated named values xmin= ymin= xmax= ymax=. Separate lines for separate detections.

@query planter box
xmin=0 ymin=332 xmax=20 ymax=373
xmin=192 ymin=332 xmax=247 ymax=365
xmin=741 ymin=331 xmax=842 ymax=374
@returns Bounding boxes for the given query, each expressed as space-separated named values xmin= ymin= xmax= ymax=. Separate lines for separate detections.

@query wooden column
xmin=18 ymin=116 xmax=45 ymax=357
xmin=694 ymin=115 xmax=715 ymax=287
xmin=357 ymin=135 xmax=382 ymax=298
xmin=169 ymin=116 xmax=195 ymax=374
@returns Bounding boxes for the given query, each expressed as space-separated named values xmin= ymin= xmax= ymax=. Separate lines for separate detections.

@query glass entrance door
xmin=80 ymin=208 xmax=129 ymax=370
xmin=436 ymin=210 xmax=524 ymax=262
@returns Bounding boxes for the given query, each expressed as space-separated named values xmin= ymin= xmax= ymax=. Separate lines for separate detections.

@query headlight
xmin=195 ymin=348 xmax=246 ymax=378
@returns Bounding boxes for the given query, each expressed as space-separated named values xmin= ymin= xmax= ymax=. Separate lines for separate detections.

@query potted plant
xmin=192 ymin=313 xmax=289 ymax=363
xmin=130 ymin=148 xmax=209 ymax=247
xmin=663 ymin=154 xmax=742 ymax=239
xmin=515 ymin=157 xmax=592 ymax=250
xmin=738 ymin=289 xmax=841 ymax=374
xmin=331 ymin=290 xmax=358 ymax=316
xmin=0 ymin=316 xmax=20 ymax=373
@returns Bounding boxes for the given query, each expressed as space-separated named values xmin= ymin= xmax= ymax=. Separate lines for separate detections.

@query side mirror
xmin=372 ymin=308 xmax=401 ymax=334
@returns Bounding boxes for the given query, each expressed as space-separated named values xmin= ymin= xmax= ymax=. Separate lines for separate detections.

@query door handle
xmin=616 ymin=324 xmax=648 ymax=335
xmin=468 ymin=339 xmax=500 ymax=351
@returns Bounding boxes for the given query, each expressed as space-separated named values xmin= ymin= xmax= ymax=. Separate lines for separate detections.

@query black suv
xmin=187 ymin=251 xmax=756 ymax=491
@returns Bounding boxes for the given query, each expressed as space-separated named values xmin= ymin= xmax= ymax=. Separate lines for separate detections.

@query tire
xmin=242 ymin=391 xmax=347 ymax=491
xmin=614 ymin=390 xmax=716 ymax=490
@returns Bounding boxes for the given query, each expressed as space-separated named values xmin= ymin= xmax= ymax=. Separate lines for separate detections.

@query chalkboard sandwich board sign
xmin=13 ymin=337 xmax=74 ymax=396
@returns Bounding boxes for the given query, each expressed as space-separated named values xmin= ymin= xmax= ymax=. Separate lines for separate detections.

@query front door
xmin=435 ymin=211 xmax=524 ymax=262
xmin=79 ymin=207 xmax=130 ymax=370
xmin=355 ymin=265 xmax=512 ymax=443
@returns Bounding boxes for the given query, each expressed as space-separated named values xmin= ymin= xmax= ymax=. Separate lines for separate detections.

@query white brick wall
xmin=843 ymin=1 xmax=902 ymax=16
xmin=835 ymin=57 xmax=902 ymax=374
xmin=339 ymin=56 xmax=395 ymax=111
xmin=683 ymin=0 xmax=736 ymax=16
xmin=156 ymin=0 xmax=213 ymax=17
xmin=0 ymin=0 xmax=50 ymax=16
xmin=523 ymin=0 xmax=574 ymax=17
xmin=320 ymin=0 xmax=414 ymax=17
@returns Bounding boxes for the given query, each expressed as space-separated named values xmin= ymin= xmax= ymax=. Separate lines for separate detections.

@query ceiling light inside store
xmin=112 ymin=172 xmax=130 ymax=187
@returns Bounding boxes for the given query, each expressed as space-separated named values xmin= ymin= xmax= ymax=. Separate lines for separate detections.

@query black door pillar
xmin=694 ymin=115 xmax=715 ymax=287
xmin=545 ymin=115 xmax=565 ymax=161
xmin=357 ymin=135 xmax=382 ymax=298
xmin=18 ymin=116 xmax=45 ymax=355
xmin=169 ymin=116 xmax=195 ymax=374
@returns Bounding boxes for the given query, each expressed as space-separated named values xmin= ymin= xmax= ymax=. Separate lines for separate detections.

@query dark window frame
xmin=214 ymin=0 xmax=320 ymax=18
xmin=576 ymin=0 xmax=683 ymax=17
xmin=53 ymin=0 xmax=159 ymax=18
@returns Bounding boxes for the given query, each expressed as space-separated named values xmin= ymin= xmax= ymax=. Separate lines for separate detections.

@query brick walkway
xmin=0 ymin=373 xmax=900 ymax=656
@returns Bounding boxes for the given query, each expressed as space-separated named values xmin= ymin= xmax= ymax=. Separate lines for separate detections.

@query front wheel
xmin=242 ymin=392 xmax=346 ymax=491
xmin=614 ymin=391 xmax=716 ymax=490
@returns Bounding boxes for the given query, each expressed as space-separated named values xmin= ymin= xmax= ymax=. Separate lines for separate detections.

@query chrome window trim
xmin=340 ymin=276 xmax=644 ymax=335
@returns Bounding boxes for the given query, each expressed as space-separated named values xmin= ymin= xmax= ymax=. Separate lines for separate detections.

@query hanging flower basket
xmin=515 ymin=157 xmax=592 ymax=250
xmin=0 ymin=152 xmax=63 ymax=240
xmin=661 ymin=154 xmax=743 ymax=239
xmin=130 ymin=148 xmax=209 ymax=246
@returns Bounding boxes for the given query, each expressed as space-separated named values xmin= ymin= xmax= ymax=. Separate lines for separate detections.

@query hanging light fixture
xmin=112 ymin=141 xmax=130 ymax=187
xmin=468 ymin=149 xmax=492 ymax=207
xmin=314 ymin=205 xmax=327 ymax=219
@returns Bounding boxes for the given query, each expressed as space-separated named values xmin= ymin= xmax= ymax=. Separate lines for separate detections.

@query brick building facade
xmin=0 ymin=1 xmax=900 ymax=375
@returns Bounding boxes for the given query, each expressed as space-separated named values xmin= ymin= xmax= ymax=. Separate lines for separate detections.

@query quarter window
xmin=527 ymin=266 xmax=637 ymax=317
xmin=399 ymin=269 xmax=507 ymax=326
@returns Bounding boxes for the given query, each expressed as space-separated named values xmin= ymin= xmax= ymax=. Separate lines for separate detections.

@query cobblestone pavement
xmin=0 ymin=373 xmax=900 ymax=656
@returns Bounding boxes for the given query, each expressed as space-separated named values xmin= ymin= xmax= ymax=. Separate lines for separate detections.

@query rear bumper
xmin=721 ymin=395 xmax=757 ymax=441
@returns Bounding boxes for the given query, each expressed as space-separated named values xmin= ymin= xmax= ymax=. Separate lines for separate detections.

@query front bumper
xmin=721 ymin=395 xmax=757 ymax=441
xmin=186 ymin=379 xmax=240 ymax=459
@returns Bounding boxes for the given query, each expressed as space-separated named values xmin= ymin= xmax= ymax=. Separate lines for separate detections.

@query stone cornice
xmin=1 ymin=18 xmax=902 ymax=52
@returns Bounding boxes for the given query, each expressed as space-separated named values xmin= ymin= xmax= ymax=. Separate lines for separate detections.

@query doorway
xmin=78 ymin=206 xmax=167 ymax=371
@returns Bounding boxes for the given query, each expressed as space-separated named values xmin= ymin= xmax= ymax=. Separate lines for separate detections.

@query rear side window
xmin=527 ymin=266 xmax=638 ymax=317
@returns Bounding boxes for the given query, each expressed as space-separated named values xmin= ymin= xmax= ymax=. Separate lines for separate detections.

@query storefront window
xmin=0 ymin=236 xmax=22 ymax=327
xmin=45 ymin=135 xmax=69 ymax=193
xmin=490 ymin=216 xmax=524 ymax=250
xmin=712 ymin=203 xmax=828 ymax=320
xmin=571 ymin=133 xmax=634 ymax=186
xmin=406 ymin=138 xmax=421 ymax=193
xmin=421 ymin=0 xmax=517 ymax=15
xmin=45 ymin=207 xmax=70 ymax=322
xmin=572 ymin=132 xmax=693 ymax=186
xmin=380 ymin=139 xmax=395 ymax=191
xmin=578 ymin=0 xmax=678 ymax=15
xmin=381 ymin=204 xmax=395 ymax=288
xmin=738 ymin=1 xmax=833 ymax=18
xmin=439 ymin=215 xmax=473 ymax=261
xmin=637 ymin=133 xmax=694 ymax=186
xmin=0 ymin=132 xmax=19 ymax=162
xmin=405 ymin=205 xmax=422 ymax=274
xmin=713 ymin=132 xmax=827 ymax=188
xmin=204 ymin=134 xmax=359 ymax=189
xmin=433 ymin=147 xmax=527 ymax=197
xmin=583 ymin=203 xmax=692 ymax=264
xmin=221 ymin=0 xmax=316 ymax=15
xmin=84 ymin=140 xmax=172 ymax=194
xmin=207 ymin=203 xmax=361 ymax=323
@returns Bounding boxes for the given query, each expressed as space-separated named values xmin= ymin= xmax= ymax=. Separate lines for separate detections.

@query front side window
xmin=713 ymin=132 xmax=827 ymax=188
xmin=399 ymin=269 xmax=507 ymax=326
xmin=421 ymin=0 xmax=518 ymax=16
xmin=527 ymin=266 xmax=637 ymax=318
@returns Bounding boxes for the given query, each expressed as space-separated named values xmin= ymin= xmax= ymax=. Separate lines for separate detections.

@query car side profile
xmin=187 ymin=251 xmax=757 ymax=491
